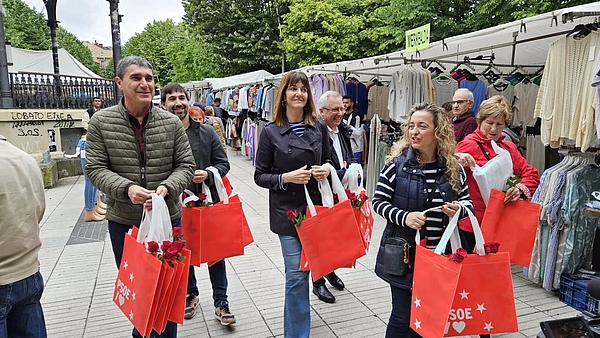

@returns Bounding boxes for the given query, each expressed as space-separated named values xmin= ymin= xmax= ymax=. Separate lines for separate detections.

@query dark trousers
xmin=187 ymin=260 xmax=229 ymax=308
xmin=386 ymin=285 xmax=421 ymax=337
xmin=108 ymin=220 xmax=180 ymax=338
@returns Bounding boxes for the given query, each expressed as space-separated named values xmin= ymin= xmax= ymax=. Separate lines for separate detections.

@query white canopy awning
xmin=183 ymin=69 xmax=274 ymax=91
xmin=268 ymin=2 xmax=600 ymax=83
xmin=8 ymin=47 xmax=102 ymax=78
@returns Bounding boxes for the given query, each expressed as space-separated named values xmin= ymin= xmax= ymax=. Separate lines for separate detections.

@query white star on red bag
xmin=129 ymin=311 xmax=134 ymax=320
xmin=477 ymin=303 xmax=486 ymax=313
xmin=132 ymin=292 xmax=136 ymax=301
xmin=414 ymin=298 xmax=421 ymax=308
xmin=484 ymin=322 xmax=493 ymax=331
xmin=414 ymin=319 xmax=421 ymax=329
xmin=129 ymin=273 xmax=134 ymax=282
xmin=459 ymin=289 xmax=469 ymax=299
xmin=123 ymin=260 xmax=128 ymax=269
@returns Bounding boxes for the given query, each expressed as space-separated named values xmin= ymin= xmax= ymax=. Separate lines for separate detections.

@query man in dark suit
xmin=311 ymin=90 xmax=354 ymax=303
xmin=161 ymin=83 xmax=236 ymax=326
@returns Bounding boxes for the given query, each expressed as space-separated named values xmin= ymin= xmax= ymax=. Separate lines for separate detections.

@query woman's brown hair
xmin=272 ymin=71 xmax=316 ymax=126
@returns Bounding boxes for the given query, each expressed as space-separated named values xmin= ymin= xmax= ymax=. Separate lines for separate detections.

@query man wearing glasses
xmin=451 ymin=88 xmax=477 ymax=142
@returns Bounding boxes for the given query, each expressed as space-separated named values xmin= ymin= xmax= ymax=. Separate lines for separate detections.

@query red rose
xmin=455 ymin=248 xmax=468 ymax=259
xmin=198 ymin=193 xmax=208 ymax=201
xmin=448 ymin=248 xmax=467 ymax=263
xmin=172 ymin=240 xmax=185 ymax=251
xmin=286 ymin=209 xmax=297 ymax=221
xmin=333 ymin=193 xmax=339 ymax=204
xmin=359 ymin=191 xmax=368 ymax=201
xmin=172 ymin=227 xmax=183 ymax=239
xmin=345 ymin=189 xmax=353 ymax=199
xmin=161 ymin=240 xmax=172 ymax=252
xmin=147 ymin=241 xmax=159 ymax=253
xmin=167 ymin=246 xmax=180 ymax=256
xmin=484 ymin=242 xmax=500 ymax=254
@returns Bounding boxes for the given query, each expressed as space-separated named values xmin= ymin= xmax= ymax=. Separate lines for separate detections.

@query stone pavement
xmin=38 ymin=149 xmax=578 ymax=338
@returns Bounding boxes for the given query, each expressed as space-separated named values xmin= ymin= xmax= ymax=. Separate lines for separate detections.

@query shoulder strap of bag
xmin=476 ymin=141 xmax=491 ymax=161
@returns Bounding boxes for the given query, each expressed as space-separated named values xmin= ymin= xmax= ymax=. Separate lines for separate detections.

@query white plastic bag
xmin=471 ymin=140 xmax=513 ymax=205
xmin=136 ymin=193 xmax=172 ymax=245
xmin=342 ymin=163 xmax=363 ymax=195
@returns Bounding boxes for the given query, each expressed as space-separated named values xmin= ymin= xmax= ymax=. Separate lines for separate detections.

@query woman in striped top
xmin=372 ymin=103 xmax=473 ymax=337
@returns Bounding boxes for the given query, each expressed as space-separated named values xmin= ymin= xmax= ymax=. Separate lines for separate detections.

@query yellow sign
xmin=405 ymin=24 xmax=431 ymax=53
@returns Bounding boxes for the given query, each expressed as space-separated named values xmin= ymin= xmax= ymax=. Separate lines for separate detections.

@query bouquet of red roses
xmin=345 ymin=189 xmax=368 ymax=209
xmin=182 ymin=191 xmax=213 ymax=208
xmin=146 ymin=227 xmax=187 ymax=267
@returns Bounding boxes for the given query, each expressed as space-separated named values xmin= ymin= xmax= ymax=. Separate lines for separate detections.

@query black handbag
xmin=383 ymin=227 xmax=411 ymax=277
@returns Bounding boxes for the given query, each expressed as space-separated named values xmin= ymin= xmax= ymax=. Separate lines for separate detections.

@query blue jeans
xmin=0 ymin=271 xmax=47 ymax=338
xmin=352 ymin=152 xmax=362 ymax=164
xmin=278 ymin=235 xmax=310 ymax=338
xmin=108 ymin=220 xmax=180 ymax=338
xmin=386 ymin=285 xmax=420 ymax=338
xmin=80 ymin=158 xmax=98 ymax=211
xmin=187 ymin=260 xmax=228 ymax=307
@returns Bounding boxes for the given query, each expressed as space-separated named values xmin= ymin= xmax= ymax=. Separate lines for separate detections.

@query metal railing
xmin=9 ymin=72 xmax=116 ymax=109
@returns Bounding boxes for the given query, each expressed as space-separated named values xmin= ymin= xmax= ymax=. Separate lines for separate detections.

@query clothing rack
xmin=403 ymin=57 xmax=545 ymax=73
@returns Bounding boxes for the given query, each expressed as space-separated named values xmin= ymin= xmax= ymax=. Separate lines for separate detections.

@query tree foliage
xmin=3 ymin=0 xmax=50 ymax=50
xmin=183 ymin=0 xmax=285 ymax=76
xmin=281 ymin=0 xmax=398 ymax=67
xmin=57 ymin=27 xmax=101 ymax=75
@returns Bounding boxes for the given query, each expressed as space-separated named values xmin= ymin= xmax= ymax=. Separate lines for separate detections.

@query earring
xmin=282 ymin=100 xmax=286 ymax=106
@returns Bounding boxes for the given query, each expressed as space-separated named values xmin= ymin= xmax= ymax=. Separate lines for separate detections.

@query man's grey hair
xmin=115 ymin=56 xmax=153 ymax=79
xmin=454 ymin=88 xmax=474 ymax=102
xmin=318 ymin=90 xmax=342 ymax=109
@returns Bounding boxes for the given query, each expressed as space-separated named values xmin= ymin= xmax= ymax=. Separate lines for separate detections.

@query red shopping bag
xmin=113 ymin=234 xmax=162 ymax=338
xmin=353 ymin=201 xmax=375 ymax=250
xmin=443 ymin=251 xmax=518 ymax=336
xmin=199 ymin=201 xmax=245 ymax=263
xmin=150 ymin=262 xmax=176 ymax=334
xmin=411 ymin=244 xmax=463 ymax=337
xmin=168 ymin=248 xmax=191 ymax=324
xmin=228 ymin=194 xmax=254 ymax=248
xmin=481 ymin=189 xmax=541 ymax=267
xmin=181 ymin=207 xmax=202 ymax=266
xmin=411 ymin=204 xmax=518 ymax=337
xmin=297 ymin=200 xmax=365 ymax=281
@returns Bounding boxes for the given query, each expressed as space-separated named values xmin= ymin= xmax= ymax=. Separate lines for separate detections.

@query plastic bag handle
xmin=137 ymin=193 xmax=172 ymax=245
xmin=201 ymin=166 xmax=229 ymax=204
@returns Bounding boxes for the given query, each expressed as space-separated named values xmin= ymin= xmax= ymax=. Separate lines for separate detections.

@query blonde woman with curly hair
xmin=372 ymin=102 xmax=473 ymax=337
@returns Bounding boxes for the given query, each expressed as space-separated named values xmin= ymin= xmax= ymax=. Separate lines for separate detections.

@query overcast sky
xmin=21 ymin=0 xmax=186 ymax=46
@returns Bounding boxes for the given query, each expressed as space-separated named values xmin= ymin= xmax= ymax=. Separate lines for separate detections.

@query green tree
xmin=122 ymin=19 xmax=184 ymax=86
xmin=281 ymin=0 xmax=397 ymax=67
xmin=3 ymin=0 xmax=50 ymax=50
xmin=167 ymin=37 xmax=218 ymax=83
xmin=57 ymin=27 xmax=102 ymax=76
xmin=183 ymin=0 xmax=285 ymax=76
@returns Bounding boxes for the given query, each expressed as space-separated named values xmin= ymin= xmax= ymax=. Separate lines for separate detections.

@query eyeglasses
xmin=322 ymin=107 xmax=346 ymax=113
xmin=451 ymin=100 xmax=471 ymax=105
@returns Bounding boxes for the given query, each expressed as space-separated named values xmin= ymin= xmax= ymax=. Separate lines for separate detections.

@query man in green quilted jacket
xmin=86 ymin=56 xmax=195 ymax=338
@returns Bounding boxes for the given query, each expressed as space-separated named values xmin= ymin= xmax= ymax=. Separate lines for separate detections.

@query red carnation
xmin=286 ymin=209 xmax=298 ymax=221
xmin=147 ymin=241 xmax=159 ymax=253
xmin=172 ymin=227 xmax=183 ymax=239
xmin=484 ymin=242 xmax=500 ymax=254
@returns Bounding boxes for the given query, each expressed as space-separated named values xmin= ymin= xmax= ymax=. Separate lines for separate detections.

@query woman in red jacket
xmin=456 ymin=95 xmax=540 ymax=253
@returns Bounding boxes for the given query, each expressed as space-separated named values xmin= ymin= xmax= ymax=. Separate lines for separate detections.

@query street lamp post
xmin=107 ymin=0 xmax=122 ymax=102
xmin=0 ymin=0 xmax=13 ymax=107
xmin=43 ymin=0 xmax=60 ymax=75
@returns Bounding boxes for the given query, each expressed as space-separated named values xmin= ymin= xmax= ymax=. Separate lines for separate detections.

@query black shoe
xmin=325 ymin=272 xmax=345 ymax=290
xmin=313 ymin=285 xmax=335 ymax=303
